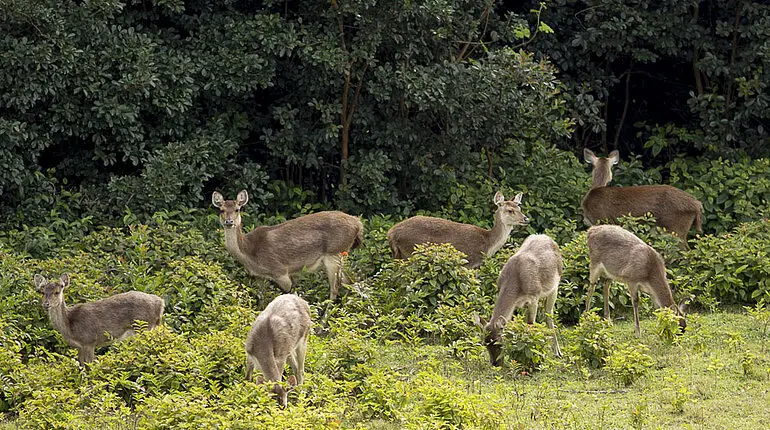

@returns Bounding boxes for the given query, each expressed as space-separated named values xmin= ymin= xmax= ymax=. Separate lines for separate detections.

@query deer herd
xmin=35 ymin=149 xmax=701 ymax=407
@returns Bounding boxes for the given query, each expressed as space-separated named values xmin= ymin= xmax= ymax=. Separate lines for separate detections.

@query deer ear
xmin=473 ymin=313 xmax=486 ymax=329
xmin=513 ymin=192 xmax=523 ymax=205
xmin=678 ymin=296 xmax=692 ymax=315
xmin=256 ymin=375 xmax=265 ymax=385
xmin=59 ymin=273 xmax=70 ymax=288
xmin=583 ymin=148 xmax=597 ymax=164
xmin=236 ymin=190 xmax=249 ymax=207
xmin=608 ymin=150 xmax=620 ymax=165
xmin=493 ymin=191 xmax=505 ymax=206
xmin=492 ymin=315 xmax=507 ymax=331
xmin=33 ymin=274 xmax=47 ymax=291
xmin=212 ymin=191 xmax=224 ymax=208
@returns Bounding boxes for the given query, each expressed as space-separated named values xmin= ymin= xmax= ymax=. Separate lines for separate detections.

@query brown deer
xmin=474 ymin=234 xmax=562 ymax=366
xmin=582 ymin=148 xmax=702 ymax=248
xmin=246 ymin=294 xmax=311 ymax=408
xmin=33 ymin=273 xmax=164 ymax=365
xmin=212 ymin=190 xmax=363 ymax=302
xmin=387 ymin=191 xmax=528 ymax=268
xmin=585 ymin=225 xmax=687 ymax=336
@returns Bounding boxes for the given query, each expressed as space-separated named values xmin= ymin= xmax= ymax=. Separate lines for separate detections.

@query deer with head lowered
xmin=34 ymin=273 xmax=164 ymax=365
xmin=585 ymin=224 xmax=687 ymax=337
xmin=387 ymin=191 xmax=528 ymax=268
xmin=582 ymin=148 xmax=702 ymax=248
xmin=246 ymin=294 xmax=311 ymax=408
xmin=212 ymin=190 xmax=363 ymax=302
xmin=474 ymin=234 xmax=562 ymax=366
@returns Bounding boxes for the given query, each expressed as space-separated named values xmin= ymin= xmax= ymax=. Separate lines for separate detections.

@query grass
xmin=352 ymin=309 xmax=770 ymax=429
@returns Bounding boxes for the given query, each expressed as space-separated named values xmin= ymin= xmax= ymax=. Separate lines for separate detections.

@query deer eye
xmin=219 ymin=210 xmax=224 ymax=214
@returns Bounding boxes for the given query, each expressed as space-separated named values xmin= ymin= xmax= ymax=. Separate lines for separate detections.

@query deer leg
xmin=526 ymin=301 xmax=538 ymax=324
xmin=586 ymin=264 xmax=601 ymax=313
xmin=78 ymin=347 xmax=95 ymax=366
xmin=245 ymin=356 xmax=257 ymax=381
xmin=630 ymin=286 xmax=641 ymax=337
xmin=274 ymin=274 xmax=293 ymax=293
xmin=322 ymin=256 xmax=342 ymax=302
xmin=289 ymin=339 xmax=307 ymax=385
xmin=544 ymin=289 xmax=562 ymax=357
xmin=602 ymin=279 xmax=612 ymax=321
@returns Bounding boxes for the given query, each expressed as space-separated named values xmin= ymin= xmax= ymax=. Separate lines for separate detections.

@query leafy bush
xmin=668 ymin=157 xmax=770 ymax=234
xmin=498 ymin=317 xmax=556 ymax=372
xmin=565 ymin=313 xmax=614 ymax=369
xmin=349 ymin=243 xmax=492 ymax=344
xmin=678 ymin=220 xmax=770 ymax=306
xmin=654 ymin=308 xmax=683 ymax=345
xmin=606 ymin=343 xmax=654 ymax=386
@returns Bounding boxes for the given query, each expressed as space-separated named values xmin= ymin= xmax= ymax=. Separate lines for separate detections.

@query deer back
xmin=246 ymin=294 xmax=311 ymax=379
xmin=587 ymin=225 xmax=674 ymax=307
xmin=387 ymin=216 xmax=489 ymax=265
xmin=492 ymin=235 xmax=562 ymax=324
xmin=66 ymin=291 xmax=165 ymax=347
xmin=242 ymin=211 xmax=363 ymax=272
xmin=582 ymin=185 xmax=702 ymax=227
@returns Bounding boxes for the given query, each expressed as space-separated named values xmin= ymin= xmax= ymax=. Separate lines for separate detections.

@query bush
xmin=668 ymin=157 xmax=770 ymax=234
xmin=678 ymin=220 xmax=770 ymax=306
xmin=565 ymin=313 xmax=614 ymax=369
xmin=606 ymin=343 xmax=654 ymax=386
xmin=498 ymin=316 xmax=556 ymax=372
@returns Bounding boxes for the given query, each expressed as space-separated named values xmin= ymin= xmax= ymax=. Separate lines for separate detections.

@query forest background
xmin=1 ymin=0 xmax=770 ymax=428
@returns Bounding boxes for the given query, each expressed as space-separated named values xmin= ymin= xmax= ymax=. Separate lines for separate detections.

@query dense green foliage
xmin=2 ymin=0 xmax=770 ymax=427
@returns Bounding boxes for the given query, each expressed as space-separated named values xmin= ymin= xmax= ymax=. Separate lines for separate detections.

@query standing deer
xmin=585 ymin=225 xmax=687 ymax=337
xmin=387 ymin=191 xmax=529 ymax=268
xmin=33 ymin=273 xmax=165 ymax=365
xmin=212 ymin=190 xmax=363 ymax=302
xmin=582 ymin=148 xmax=702 ymax=248
xmin=474 ymin=234 xmax=562 ymax=366
xmin=246 ymin=294 xmax=311 ymax=408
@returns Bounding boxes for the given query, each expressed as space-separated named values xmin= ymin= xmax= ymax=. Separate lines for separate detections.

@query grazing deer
xmin=582 ymin=148 xmax=702 ymax=248
xmin=474 ymin=234 xmax=562 ymax=366
xmin=33 ymin=273 xmax=164 ymax=365
xmin=585 ymin=224 xmax=687 ymax=337
xmin=246 ymin=294 xmax=311 ymax=408
xmin=212 ymin=190 xmax=363 ymax=302
xmin=387 ymin=191 xmax=529 ymax=268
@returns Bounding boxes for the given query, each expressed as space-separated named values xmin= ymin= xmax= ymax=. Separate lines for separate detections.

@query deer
xmin=245 ymin=294 xmax=311 ymax=408
xmin=474 ymin=234 xmax=562 ymax=366
xmin=585 ymin=224 xmax=687 ymax=337
xmin=211 ymin=190 xmax=364 ymax=302
xmin=33 ymin=273 xmax=165 ymax=365
xmin=582 ymin=148 xmax=702 ymax=249
xmin=387 ymin=191 xmax=529 ymax=268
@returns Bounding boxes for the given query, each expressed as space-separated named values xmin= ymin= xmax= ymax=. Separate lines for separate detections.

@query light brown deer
xmin=582 ymin=148 xmax=702 ymax=248
xmin=585 ymin=225 xmax=687 ymax=337
xmin=246 ymin=294 xmax=311 ymax=408
xmin=474 ymin=234 xmax=562 ymax=366
xmin=212 ymin=190 xmax=363 ymax=302
xmin=387 ymin=191 xmax=528 ymax=268
xmin=33 ymin=273 xmax=164 ymax=365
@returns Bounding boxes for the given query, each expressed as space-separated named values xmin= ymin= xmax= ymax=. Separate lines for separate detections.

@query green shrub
xmin=654 ymin=308 xmax=684 ymax=345
xmin=606 ymin=343 xmax=654 ymax=386
xmin=678 ymin=220 xmax=770 ymax=306
xmin=668 ymin=157 xmax=770 ymax=234
xmin=565 ymin=313 xmax=614 ymax=369
xmin=498 ymin=316 xmax=555 ymax=372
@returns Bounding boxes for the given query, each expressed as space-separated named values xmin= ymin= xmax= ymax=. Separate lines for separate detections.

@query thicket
xmin=2 ymin=0 xmax=769 ymax=225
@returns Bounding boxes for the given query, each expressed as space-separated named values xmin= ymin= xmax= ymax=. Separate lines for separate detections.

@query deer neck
xmin=47 ymin=301 xmax=72 ymax=340
xmin=223 ymin=224 xmax=252 ymax=265
xmin=591 ymin=165 xmax=612 ymax=189
xmin=485 ymin=212 xmax=513 ymax=256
